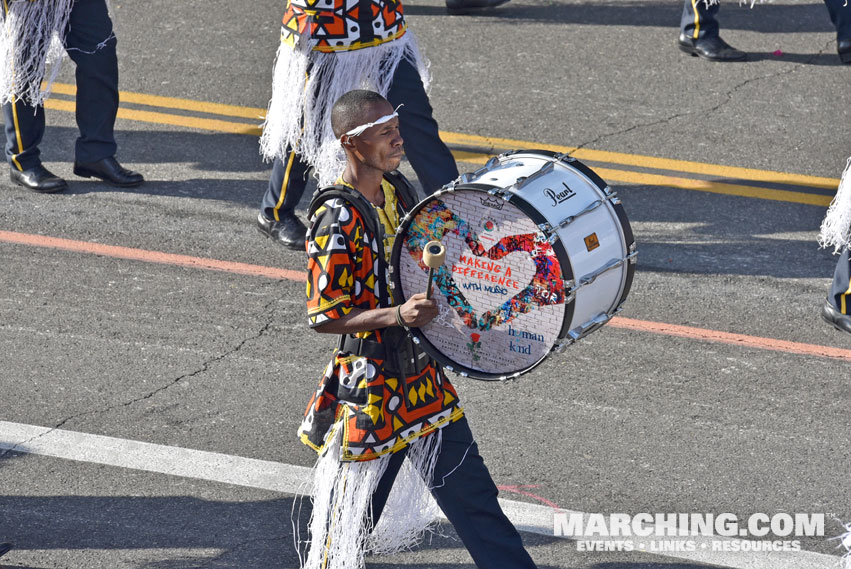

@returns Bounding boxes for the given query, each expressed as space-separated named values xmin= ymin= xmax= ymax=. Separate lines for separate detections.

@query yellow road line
xmin=444 ymin=132 xmax=839 ymax=190
xmin=44 ymin=83 xmax=840 ymax=204
xmin=452 ymin=152 xmax=832 ymax=206
xmin=44 ymin=99 xmax=263 ymax=136
xmin=49 ymin=82 xmax=265 ymax=120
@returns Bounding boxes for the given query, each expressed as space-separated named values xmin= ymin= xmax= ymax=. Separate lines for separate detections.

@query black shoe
xmin=73 ymin=156 xmax=144 ymax=187
xmin=678 ymin=34 xmax=747 ymax=62
xmin=257 ymin=212 xmax=308 ymax=250
xmin=838 ymin=39 xmax=851 ymax=64
xmin=821 ymin=301 xmax=851 ymax=334
xmin=10 ymin=164 xmax=68 ymax=193
xmin=446 ymin=0 xmax=509 ymax=15
xmin=0 ymin=542 xmax=12 ymax=557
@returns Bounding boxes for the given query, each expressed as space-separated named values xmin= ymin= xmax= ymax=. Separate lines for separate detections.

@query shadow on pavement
xmin=406 ymin=1 xmax=836 ymax=36
xmin=0 ymin=492 xmax=566 ymax=569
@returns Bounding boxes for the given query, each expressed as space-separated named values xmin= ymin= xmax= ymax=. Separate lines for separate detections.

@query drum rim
xmin=390 ymin=184 xmax=573 ymax=381
xmin=503 ymin=149 xmax=637 ymax=317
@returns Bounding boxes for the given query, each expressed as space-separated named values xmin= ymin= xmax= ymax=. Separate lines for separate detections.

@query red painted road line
xmin=609 ymin=317 xmax=851 ymax=362
xmin=3 ymin=229 xmax=850 ymax=362
xmin=0 ymin=230 xmax=307 ymax=282
xmin=498 ymin=484 xmax=562 ymax=510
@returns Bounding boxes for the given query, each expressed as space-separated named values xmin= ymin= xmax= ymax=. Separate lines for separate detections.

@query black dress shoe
xmin=838 ymin=39 xmax=851 ymax=65
xmin=821 ymin=301 xmax=851 ymax=334
xmin=0 ymin=542 xmax=12 ymax=557
xmin=257 ymin=212 xmax=308 ymax=250
xmin=446 ymin=0 xmax=509 ymax=15
xmin=73 ymin=156 xmax=144 ymax=187
xmin=678 ymin=34 xmax=747 ymax=62
xmin=10 ymin=164 xmax=68 ymax=193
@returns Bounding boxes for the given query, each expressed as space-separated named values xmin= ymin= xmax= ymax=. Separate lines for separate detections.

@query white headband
xmin=343 ymin=105 xmax=403 ymax=137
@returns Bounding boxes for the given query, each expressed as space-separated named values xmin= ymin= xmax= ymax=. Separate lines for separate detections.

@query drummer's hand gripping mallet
xmin=423 ymin=240 xmax=446 ymax=300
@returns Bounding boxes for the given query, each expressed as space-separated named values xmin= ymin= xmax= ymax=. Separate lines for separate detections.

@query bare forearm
xmin=314 ymin=307 xmax=398 ymax=335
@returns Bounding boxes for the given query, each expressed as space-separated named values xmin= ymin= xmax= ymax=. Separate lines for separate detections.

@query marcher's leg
xmin=429 ymin=418 xmax=537 ymax=569
xmin=823 ymin=0 xmax=851 ymax=63
xmin=65 ymin=0 xmax=117 ymax=164
xmin=3 ymin=99 xmax=66 ymax=192
xmin=822 ymin=248 xmax=851 ymax=334
xmin=680 ymin=0 xmax=719 ymax=41
xmin=3 ymin=98 xmax=45 ymax=171
xmin=678 ymin=0 xmax=745 ymax=61
xmin=257 ymin=150 xmax=311 ymax=249
xmin=370 ymin=448 xmax=407 ymax=525
xmin=66 ymin=0 xmax=142 ymax=186
xmin=387 ymin=59 xmax=458 ymax=196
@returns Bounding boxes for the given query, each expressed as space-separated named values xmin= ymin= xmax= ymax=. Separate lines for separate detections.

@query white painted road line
xmin=0 ymin=421 xmax=838 ymax=569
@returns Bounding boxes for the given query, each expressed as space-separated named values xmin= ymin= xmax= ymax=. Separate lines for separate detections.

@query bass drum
xmin=390 ymin=150 xmax=636 ymax=380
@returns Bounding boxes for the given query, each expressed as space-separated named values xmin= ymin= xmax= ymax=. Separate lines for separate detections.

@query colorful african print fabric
xmin=281 ymin=0 xmax=407 ymax=52
xmin=300 ymin=177 xmax=463 ymax=462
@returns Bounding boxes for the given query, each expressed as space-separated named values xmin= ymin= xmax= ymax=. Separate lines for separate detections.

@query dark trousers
xmin=3 ymin=0 xmax=118 ymax=171
xmin=370 ymin=417 xmax=537 ymax=569
xmin=680 ymin=0 xmax=851 ymax=41
xmin=828 ymin=248 xmax=851 ymax=314
xmin=259 ymin=58 xmax=459 ymax=221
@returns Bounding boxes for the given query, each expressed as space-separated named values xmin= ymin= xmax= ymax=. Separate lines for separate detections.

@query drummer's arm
xmin=315 ymin=293 xmax=437 ymax=334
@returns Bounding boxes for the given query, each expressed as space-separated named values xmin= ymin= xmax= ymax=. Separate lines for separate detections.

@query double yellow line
xmin=43 ymin=82 xmax=838 ymax=207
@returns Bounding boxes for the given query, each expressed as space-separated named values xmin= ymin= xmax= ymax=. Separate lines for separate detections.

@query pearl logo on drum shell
xmin=545 ymin=182 xmax=576 ymax=207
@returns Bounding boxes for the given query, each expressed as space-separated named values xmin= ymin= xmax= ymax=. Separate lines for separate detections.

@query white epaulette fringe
xmin=819 ymin=157 xmax=851 ymax=253
xmin=0 ymin=0 xmax=75 ymax=106
xmin=260 ymin=33 xmax=430 ymax=187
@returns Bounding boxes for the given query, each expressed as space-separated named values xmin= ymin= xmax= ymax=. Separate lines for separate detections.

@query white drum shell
xmin=463 ymin=152 xmax=631 ymax=336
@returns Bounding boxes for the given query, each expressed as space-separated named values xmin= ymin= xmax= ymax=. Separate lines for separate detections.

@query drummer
xmin=297 ymin=89 xmax=538 ymax=569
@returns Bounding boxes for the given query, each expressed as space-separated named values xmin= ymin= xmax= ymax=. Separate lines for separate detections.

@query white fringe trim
xmin=819 ymin=157 xmax=851 ymax=253
xmin=0 ymin=0 xmax=75 ymax=105
xmin=839 ymin=522 xmax=851 ymax=569
xmin=294 ymin=429 xmax=443 ymax=569
xmin=0 ymin=1 xmax=115 ymax=106
xmin=259 ymin=34 xmax=429 ymax=187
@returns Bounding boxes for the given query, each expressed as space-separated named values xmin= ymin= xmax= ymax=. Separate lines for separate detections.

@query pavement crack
xmin=31 ymin=297 xmax=282 ymax=435
xmin=572 ymin=46 xmax=829 ymax=154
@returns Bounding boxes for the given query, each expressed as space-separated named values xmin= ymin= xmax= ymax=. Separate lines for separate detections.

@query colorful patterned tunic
xmin=281 ymin=0 xmax=407 ymax=52
xmin=300 ymin=178 xmax=464 ymax=461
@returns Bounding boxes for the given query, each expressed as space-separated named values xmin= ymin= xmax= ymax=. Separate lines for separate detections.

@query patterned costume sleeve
xmin=305 ymin=201 xmax=362 ymax=327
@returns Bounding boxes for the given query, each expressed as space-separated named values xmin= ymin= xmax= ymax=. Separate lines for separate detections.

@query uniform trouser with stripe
xmin=369 ymin=417 xmax=538 ymax=569
xmin=259 ymin=58 xmax=459 ymax=222
xmin=2 ymin=0 xmax=118 ymax=171
xmin=828 ymin=248 xmax=851 ymax=314
xmin=681 ymin=0 xmax=851 ymax=41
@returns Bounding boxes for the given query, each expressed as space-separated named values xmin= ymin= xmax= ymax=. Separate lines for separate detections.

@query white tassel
xmin=0 ymin=0 xmax=75 ymax=105
xmin=294 ymin=429 xmax=445 ymax=569
xmin=368 ymin=430 xmax=443 ymax=555
xmin=819 ymin=157 xmax=851 ymax=253
xmin=840 ymin=521 xmax=851 ymax=569
xmin=260 ymin=33 xmax=430 ymax=187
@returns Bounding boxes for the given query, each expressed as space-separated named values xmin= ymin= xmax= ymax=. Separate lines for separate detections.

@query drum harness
xmin=307 ymin=171 xmax=433 ymax=379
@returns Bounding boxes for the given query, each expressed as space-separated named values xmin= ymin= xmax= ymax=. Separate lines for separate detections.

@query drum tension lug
xmin=555 ymin=152 xmax=575 ymax=163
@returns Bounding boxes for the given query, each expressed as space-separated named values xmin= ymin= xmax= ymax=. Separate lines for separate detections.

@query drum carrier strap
xmin=307 ymin=171 xmax=430 ymax=377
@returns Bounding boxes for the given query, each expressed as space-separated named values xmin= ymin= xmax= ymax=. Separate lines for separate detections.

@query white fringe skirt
xmin=294 ymin=429 xmax=444 ymax=569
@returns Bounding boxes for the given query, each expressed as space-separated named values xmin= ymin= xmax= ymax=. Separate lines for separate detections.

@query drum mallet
xmin=423 ymin=240 xmax=446 ymax=300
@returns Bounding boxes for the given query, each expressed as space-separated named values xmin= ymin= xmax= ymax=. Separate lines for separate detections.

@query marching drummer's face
xmin=350 ymin=101 xmax=404 ymax=172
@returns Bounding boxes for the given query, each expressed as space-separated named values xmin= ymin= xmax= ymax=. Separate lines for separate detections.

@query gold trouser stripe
xmin=691 ymin=0 xmax=700 ymax=39
xmin=4 ymin=0 xmax=24 ymax=171
xmin=273 ymin=151 xmax=297 ymax=222
xmin=842 ymin=278 xmax=851 ymax=314
xmin=10 ymin=97 xmax=24 ymax=171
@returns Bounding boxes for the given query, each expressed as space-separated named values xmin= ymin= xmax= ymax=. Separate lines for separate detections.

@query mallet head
xmin=423 ymin=240 xmax=446 ymax=269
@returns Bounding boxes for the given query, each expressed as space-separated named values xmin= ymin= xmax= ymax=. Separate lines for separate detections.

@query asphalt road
xmin=1 ymin=1 xmax=850 ymax=568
